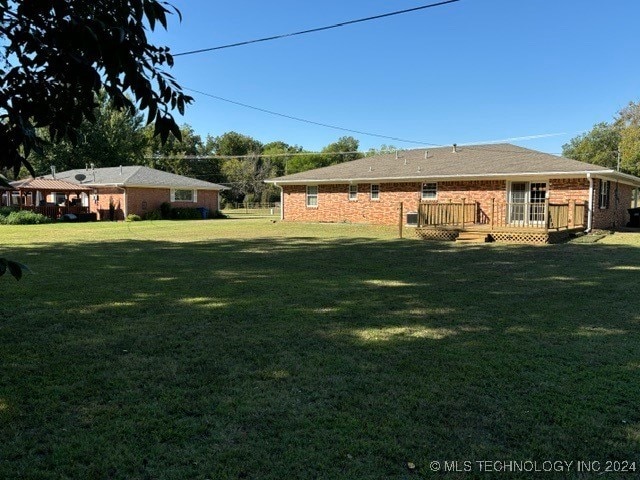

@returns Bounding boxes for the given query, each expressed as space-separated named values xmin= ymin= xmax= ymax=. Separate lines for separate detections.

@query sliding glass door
xmin=508 ymin=182 xmax=547 ymax=226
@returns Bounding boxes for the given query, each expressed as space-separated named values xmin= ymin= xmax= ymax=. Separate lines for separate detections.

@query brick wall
xmin=281 ymin=179 xmax=637 ymax=228
xmin=91 ymin=187 xmax=125 ymax=221
xmin=91 ymin=187 xmax=220 ymax=220
xmin=591 ymin=180 xmax=635 ymax=229
xmin=282 ymin=183 xmax=422 ymax=225
xmin=281 ymin=180 xmax=507 ymax=226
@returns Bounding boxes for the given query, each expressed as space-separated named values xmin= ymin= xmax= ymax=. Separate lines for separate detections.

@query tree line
xmin=9 ymin=91 xmax=639 ymax=205
xmin=13 ymin=94 xmax=366 ymax=204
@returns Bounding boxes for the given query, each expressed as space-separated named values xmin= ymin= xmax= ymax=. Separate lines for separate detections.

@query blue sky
xmin=149 ymin=0 xmax=640 ymax=155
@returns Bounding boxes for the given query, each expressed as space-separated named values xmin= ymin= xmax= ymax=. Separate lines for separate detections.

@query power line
xmin=173 ymin=0 xmax=461 ymax=57
xmin=185 ymin=87 xmax=572 ymax=155
xmin=146 ymin=151 xmax=363 ymax=160
xmin=186 ymin=87 xmax=443 ymax=147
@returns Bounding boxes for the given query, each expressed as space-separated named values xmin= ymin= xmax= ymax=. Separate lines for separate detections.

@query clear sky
xmin=149 ymin=0 xmax=640 ymax=155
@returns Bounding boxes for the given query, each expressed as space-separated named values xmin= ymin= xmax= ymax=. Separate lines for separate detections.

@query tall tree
xmin=562 ymin=122 xmax=620 ymax=169
xmin=365 ymin=144 xmax=398 ymax=157
xmin=213 ymin=131 xmax=263 ymax=157
xmin=615 ymin=102 xmax=640 ymax=175
xmin=286 ymin=136 xmax=363 ymax=174
xmin=0 ymin=0 xmax=191 ymax=177
xmin=28 ymin=92 xmax=147 ymax=175
xmin=261 ymin=141 xmax=303 ymax=201
xmin=563 ymin=101 xmax=640 ymax=175
xmin=213 ymin=132 xmax=265 ymax=203
xmin=144 ymin=123 xmax=202 ymax=176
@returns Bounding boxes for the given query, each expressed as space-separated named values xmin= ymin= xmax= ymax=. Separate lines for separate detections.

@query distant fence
xmin=222 ymin=202 xmax=281 ymax=217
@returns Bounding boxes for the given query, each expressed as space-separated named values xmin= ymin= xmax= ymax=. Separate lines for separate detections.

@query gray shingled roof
xmin=266 ymin=144 xmax=640 ymax=185
xmin=46 ymin=166 xmax=226 ymax=190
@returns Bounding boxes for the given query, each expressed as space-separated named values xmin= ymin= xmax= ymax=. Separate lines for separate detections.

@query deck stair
xmin=456 ymin=231 xmax=490 ymax=243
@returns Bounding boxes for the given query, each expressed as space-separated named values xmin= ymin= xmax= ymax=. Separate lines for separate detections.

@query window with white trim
xmin=171 ymin=189 xmax=197 ymax=202
xmin=421 ymin=182 xmax=437 ymax=200
xmin=598 ymin=180 xmax=610 ymax=209
xmin=306 ymin=185 xmax=318 ymax=207
xmin=370 ymin=184 xmax=380 ymax=200
xmin=348 ymin=184 xmax=358 ymax=201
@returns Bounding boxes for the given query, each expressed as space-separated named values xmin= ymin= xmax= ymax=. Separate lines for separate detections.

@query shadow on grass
xmin=1 ymin=237 xmax=640 ymax=479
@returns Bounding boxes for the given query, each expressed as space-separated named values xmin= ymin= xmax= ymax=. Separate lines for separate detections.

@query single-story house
xmin=31 ymin=165 xmax=226 ymax=220
xmin=265 ymin=144 xmax=640 ymax=242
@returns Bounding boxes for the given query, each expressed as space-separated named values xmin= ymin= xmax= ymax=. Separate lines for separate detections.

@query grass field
xmin=1 ymin=219 xmax=639 ymax=479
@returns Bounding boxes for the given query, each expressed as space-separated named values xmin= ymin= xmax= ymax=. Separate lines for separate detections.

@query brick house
xmin=266 ymin=144 xmax=640 ymax=242
xmin=42 ymin=166 xmax=226 ymax=220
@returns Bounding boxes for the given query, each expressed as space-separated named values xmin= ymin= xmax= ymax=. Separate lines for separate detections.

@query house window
xmin=306 ymin=186 xmax=318 ymax=207
xmin=370 ymin=184 xmax=380 ymax=200
xmin=54 ymin=192 xmax=66 ymax=205
xmin=349 ymin=184 xmax=358 ymax=201
xmin=171 ymin=189 xmax=197 ymax=202
xmin=598 ymin=180 xmax=610 ymax=209
xmin=421 ymin=182 xmax=437 ymax=200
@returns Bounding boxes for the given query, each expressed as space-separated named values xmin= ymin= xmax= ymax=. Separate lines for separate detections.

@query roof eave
xmin=266 ymin=170 xmax=620 ymax=185
xmin=123 ymin=183 xmax=228 ymax=190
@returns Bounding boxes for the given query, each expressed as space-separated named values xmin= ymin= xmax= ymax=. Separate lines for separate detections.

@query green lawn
xmin=1 ymin=219 xmax=639 ymax=479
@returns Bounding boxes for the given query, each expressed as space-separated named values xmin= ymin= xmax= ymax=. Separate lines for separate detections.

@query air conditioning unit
xmin=406 ymin=212 xmax=418 ymax=226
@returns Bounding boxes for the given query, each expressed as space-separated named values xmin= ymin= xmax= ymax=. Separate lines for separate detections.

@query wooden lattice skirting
xmin=415 ymin=228 xmax=459 ymax=241
xmin=415 ymin=227 xmax=579 ymax=244
xmin=489 ymin=231 xmax=550 ymax=244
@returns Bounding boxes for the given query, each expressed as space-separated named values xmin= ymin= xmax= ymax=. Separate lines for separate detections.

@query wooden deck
xmin=415 ymin=200 xmax=587 ymax=244
xmin=415 ymin=225 xmax=584 ymax=244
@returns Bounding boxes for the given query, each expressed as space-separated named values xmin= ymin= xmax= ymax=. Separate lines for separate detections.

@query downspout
xmin=275 ymin=182 xmax=284 ymax=220
xmin=586 ymin=173 xmax=594 ymax=232
xmin=115 ymin=186 xmax=127 ymax=219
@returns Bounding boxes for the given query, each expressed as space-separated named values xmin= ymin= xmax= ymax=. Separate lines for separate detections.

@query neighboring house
xmin=34 ymin=165 xmax=227 ymax=220
xmin=265 ymin=144 xmax=640 ymax=243
xmin=3 ymin=177 xmax=92 ymax=219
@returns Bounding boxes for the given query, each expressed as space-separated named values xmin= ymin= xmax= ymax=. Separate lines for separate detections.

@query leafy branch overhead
xmin=0 ymin=0 xmax=192 ymax=176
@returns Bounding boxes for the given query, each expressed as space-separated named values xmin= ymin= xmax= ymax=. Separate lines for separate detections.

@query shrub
xmin=143 ymin=210 xmax=162 ymax=221
xmin=1 ymin=210 xmax=51 ymax=225
xmin=209 ymin=210 xmax=228 ymax=219
xmin=170 ymin=207 xmax=201 ymax=220
xmin=125 ymin=214 xmax=142 ymax=222
xmin=0 ymin=206 xmax=18 ymax=217
xmin=160 ymin=202 xmax=172 ymax=220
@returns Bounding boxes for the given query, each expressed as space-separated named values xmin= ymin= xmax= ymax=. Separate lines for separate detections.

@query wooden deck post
xmin=461 ymin=198 xmax=466 ymax=227
xmin=491 ymin=198 xmax=495 ymax=230
xmin=568 ymin=199 xmax=575 ymax=228
xmin=544 ymin=198 xmax=550 ymax=231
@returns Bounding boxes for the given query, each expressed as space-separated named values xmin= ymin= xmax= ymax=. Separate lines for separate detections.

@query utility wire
xmin=185 ymin=87 xmax=569 ymax=155
xmin=145 ymin=151 xmax=363 ymax=160
xmin=186 ymin=87 xmax=443 ymax=147
xmin=173 ymin=0 xmax=460 ymax=57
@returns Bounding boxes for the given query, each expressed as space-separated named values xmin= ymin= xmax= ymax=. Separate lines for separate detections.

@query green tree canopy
xmin=286 ymin=136 xmax=363 ymax=174
xmin=0 ymin=0 xmax=191 ymax=177
xmin=28 ymin=92 xmax=147 ymax=175
xmin=562 ymin=122 xmax=620 ymax=169
xmin=562 ymin=101 xmax=640 ymax=175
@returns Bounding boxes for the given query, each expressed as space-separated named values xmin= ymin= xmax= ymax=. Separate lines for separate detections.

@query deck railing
xmin=19 ymin=204 xmax=89 ymax=219
xmin=418 ymin=200 xmax=479 ymax=227
xmin=418 ymin=200 xmax=587 ymax=230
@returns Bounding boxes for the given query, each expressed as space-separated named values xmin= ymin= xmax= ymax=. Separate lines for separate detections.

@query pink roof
xmin=11 ymin=178 xmax=91 ymax=192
